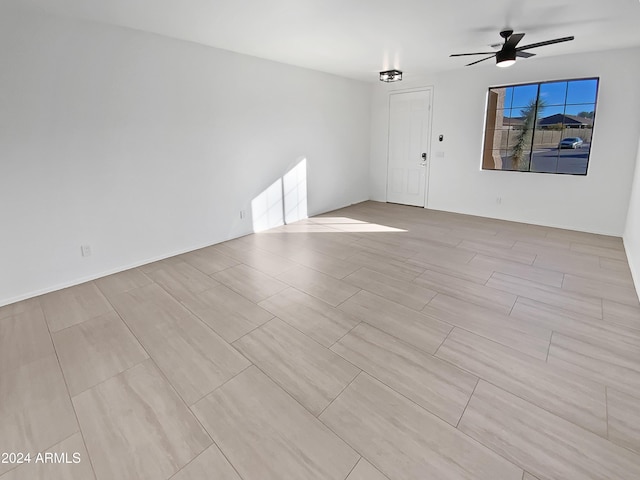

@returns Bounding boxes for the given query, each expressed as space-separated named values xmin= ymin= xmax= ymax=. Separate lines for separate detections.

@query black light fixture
xmin=379 ymin=69 xmax=403 ymax=82
xmin=451 ymin=30 xmax=574 ymax=68
xmin=496 ymin=47 xmax=516 ymax=68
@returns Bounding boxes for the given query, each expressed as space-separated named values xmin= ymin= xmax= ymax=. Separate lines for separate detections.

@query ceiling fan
xmin=450 ymin=29 xmax=574 ymax=67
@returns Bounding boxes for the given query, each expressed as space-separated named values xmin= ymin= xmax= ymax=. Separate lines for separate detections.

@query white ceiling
xmin=6 ymin=0 xmax=640 ymax=81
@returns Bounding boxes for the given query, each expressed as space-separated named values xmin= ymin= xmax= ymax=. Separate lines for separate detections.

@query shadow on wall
xmin=251 ymin=158 xmax=308 ymax=233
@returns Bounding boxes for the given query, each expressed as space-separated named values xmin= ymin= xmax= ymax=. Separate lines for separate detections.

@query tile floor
xmin=2 ymin=201 xmax=640 ymax=479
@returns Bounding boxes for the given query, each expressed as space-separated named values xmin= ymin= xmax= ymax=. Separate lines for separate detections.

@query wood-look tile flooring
xmin=2 ymin=201 xmax=640 ymax=480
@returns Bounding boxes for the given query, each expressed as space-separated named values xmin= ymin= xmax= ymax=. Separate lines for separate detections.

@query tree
xmin=577 ymin=111 xmax=594 ymax=119
xmin=511 ymin=99 xmax=546 ymax=170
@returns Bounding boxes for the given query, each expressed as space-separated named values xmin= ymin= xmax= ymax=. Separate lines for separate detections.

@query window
xmin=482 ymin=78 xmax=599 ymax=175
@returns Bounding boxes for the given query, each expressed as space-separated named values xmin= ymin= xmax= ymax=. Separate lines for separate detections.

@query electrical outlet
xmin=81 ymin=245 xmax=92 ymax=257
xmin=496 ymin=197 xmax=502 ymax=205
xmin=240 ymin=210 xmax=246 ymax=219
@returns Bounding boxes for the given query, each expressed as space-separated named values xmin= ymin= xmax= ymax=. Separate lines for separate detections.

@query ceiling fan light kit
xmin=496 ymin=48 xmax=516 ymax=68
xmin=450 ymin=29 xmax=574 ymax=68
xmin=379 ymin=69 xmax=403 ymax=82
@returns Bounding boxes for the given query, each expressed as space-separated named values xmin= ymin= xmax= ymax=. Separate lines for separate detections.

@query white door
xmin=386 ymin=90 xmax=432 ymax=207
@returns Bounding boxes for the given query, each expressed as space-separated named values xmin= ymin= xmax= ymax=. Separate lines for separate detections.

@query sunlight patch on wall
xmin=251 ymin=158 xmax=308 ymax=233
xmin=251 ymin=178 xmax=284 ymax=233
xmin=283 ymin=158 xmax=308 ymax=224
xmin=251 ymin=158 xmax=404 ymax=234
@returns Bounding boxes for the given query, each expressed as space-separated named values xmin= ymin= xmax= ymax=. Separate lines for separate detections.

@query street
xmin=501 ymin=144 xmax=590 ymax=174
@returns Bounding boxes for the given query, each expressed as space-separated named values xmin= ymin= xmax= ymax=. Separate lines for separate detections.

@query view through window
xmin=482 ymin=78 xmax=599 ymax=175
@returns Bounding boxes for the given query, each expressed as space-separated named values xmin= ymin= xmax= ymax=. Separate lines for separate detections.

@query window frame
xmin=482 ymin=77 xmax=600 ymax=176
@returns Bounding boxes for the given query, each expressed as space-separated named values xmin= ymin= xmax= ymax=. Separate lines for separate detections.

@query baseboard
xmin=423 ymin=205 xmax=623 ymax=238
xmin=0 ymin=236 xmax=246 ymax=308
xmin=0 ymin=198 xmax=365 ymax=308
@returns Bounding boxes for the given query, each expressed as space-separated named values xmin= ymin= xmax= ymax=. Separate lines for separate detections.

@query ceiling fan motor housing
xmin=496 ymin=46 xmax=516 ymax=64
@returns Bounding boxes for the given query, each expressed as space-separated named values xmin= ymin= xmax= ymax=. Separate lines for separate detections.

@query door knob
xmin=422 ymin=153 xmax=427 ymax=160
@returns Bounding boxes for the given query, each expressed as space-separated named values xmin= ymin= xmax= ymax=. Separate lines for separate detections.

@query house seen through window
xmin=482 ymin=78 xmax=599 ymax=175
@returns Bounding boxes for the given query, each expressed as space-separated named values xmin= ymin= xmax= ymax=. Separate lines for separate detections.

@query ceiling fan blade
xmin=505 ymin=32 xmax=525 ymax=48
xmin=516 ymin=36 xmax=574 ymax=51
xmin=466 ymin=55 xmax=496 ymax=67
xmin=516 ymin=51 xmax=536 ymax=58
xmin=450 ymin=52 xmax=496 ymax=57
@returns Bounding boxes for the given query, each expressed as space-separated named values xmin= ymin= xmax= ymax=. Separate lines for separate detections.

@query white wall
xmin=370 ymin=47 xmax=640 ymax=236
xmin=624 ymin=136 xmax=640 ymax=296
xmin=0 ymin=10 xmax=371 ymax=306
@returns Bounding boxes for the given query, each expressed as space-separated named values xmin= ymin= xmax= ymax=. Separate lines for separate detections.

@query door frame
xmin=385 ymin=86 xmax=435 ymax=208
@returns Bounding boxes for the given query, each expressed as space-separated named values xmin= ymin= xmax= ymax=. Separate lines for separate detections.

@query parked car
xmin=558 ymin=137 xmax=584 ymax=149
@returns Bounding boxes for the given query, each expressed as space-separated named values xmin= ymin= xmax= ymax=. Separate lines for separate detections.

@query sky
xmin=498 ymin=78 xmax=598 ymax=119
